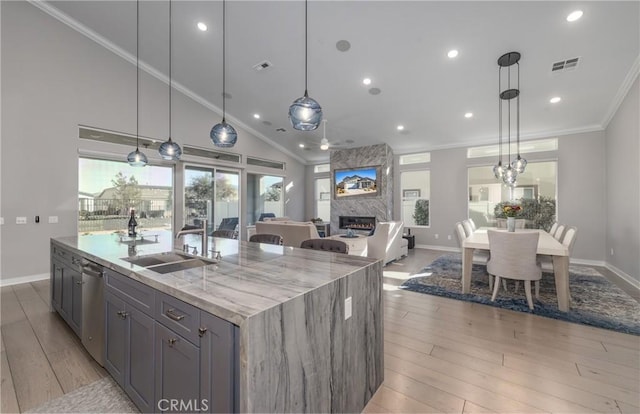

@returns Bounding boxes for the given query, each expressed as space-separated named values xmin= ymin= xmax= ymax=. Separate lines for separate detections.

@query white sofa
xmin=255 ymin=221 xmax=320 ymax=248
xmin=366 ymin=221 xmax=408 ymax=265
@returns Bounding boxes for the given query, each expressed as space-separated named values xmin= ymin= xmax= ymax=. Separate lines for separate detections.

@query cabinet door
xmin=200 ymin=311 xmax=237 ymax=413
xmin=105 ymin=291 xmax=126 ymax=387
xmin=155 ymin=323 xmax=201 ymax=412
xmin=51 ymin=260 xmax=63 ymax=312
xmin=61 ymin=265 xmax=73 ymax=320
xmin=125 ymin=306 xmax=156 ymax=413
xmin=70 ymin=269 xmax=83 ymax=335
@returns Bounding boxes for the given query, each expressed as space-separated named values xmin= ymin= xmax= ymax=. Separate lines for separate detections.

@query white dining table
xmin=462 ymin=228 xmax=571 ymax=312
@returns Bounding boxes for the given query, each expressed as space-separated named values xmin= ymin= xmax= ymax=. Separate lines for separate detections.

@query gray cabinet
xmin=51 ymin=259 xmax=63 ymax=312
xmin=50 ymin=244 xmax=82 ymax=337
xmin=200 ymin=311 xmax=238 ymax=413
xmin=105 ymin=270 xmax=156 ymax=413
xmin=155 ymin=322 xmax=201 ymax=411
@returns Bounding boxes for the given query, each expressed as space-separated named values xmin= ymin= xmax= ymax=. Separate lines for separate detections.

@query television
xmin=334 ymin=166 xmax=380 ymax=198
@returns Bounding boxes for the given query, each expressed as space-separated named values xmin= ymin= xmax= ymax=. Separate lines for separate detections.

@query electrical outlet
xmin=0 ymin=217 xmax=4 ymax=225
xmin=434 ymin=234 xmax=439 ymax=239
xmin=345 ymin=296 xmax=352 ymax=320
xmin=610 ymin=248 xmax=614 ymax=256
xmin=48 ymin=216 xmax=59 ymax=224
xmin=447 ymin=235 xmax=452 ymax=240
xmin=16 ymin=217 xmax=27 ymax=224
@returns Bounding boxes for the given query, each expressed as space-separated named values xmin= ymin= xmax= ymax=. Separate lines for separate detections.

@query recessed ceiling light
xmin=253 ymin=113 xmax=260 ymax=119
xmin=197 ymin=22 xmax=208 ymax=31
xmin=397 ymin=125 xmax=405 ymax=131
xmin=299 ymin=143 xmax=305 ymax=148
xmin=464 ymin=112 xmax=473 ymax=118
xmin=447 ymin=49 xmax=459 ymax=58
xmin=362 ymin=78 xmax=372 ymax=85
xmin=550 ymin=96 xmax=562 ymax=103
xmin=566 ymin=10 xmax=583 ymax=22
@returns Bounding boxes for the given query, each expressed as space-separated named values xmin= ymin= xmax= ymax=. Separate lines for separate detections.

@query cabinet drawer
xmin=155 ymin=292 xmax=201 ymax=345
xmin=105 ymin=269 xmax=155 ymax=317
xmin=51 ymin=244 xmax=82 ymax=270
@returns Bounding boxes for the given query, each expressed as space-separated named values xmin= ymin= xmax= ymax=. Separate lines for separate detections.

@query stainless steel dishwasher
xmin=81 ymin=259 xmax=105 ymax=366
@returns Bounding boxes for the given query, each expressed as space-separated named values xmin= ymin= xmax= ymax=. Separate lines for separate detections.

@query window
xmin=400 ymin=170 xmax=430 ymax=227
xmin=468 ymin=161 xmax=557 ymax=229
xmin=314 ymin=164 xmax=330 ymax=173
xmin=78 ymin=158 xmax=173 ymax=235
xmin=467 ymin=138 xmax=557 ymax=159
xmin=184 ymin=166 xmax=239 ymax=234
xmin=399 ymin=152 xmax=431 ymax=165
xmin=246 ymin=173 xmax=284 ymax=224
xmin=315 ymin=178 xmax=330 ymax=221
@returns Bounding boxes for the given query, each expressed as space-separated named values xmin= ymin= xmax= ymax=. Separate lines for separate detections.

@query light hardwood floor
xmin=1 ymin=249 xmax=639 ymax=413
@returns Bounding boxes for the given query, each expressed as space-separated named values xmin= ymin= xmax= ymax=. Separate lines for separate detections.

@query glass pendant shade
xmin=210 ymin=120 xmax=238 ymax=148
xmin=493 ymin=162 xmax=505 ymax=179
xmin=511 ymin=155 xmax=527 ymax=174
xmin=127 ymin=148 xmax=148 ymax=167
xmin=502 ymin=166 xmax=518 ymax=186
xmin=158 ymin=138 xmax=182 ymax=161
xmin=289 ymin=93 xmax=322 ymax=131
xmin=320 ymin=137 xmax=329 ymax=151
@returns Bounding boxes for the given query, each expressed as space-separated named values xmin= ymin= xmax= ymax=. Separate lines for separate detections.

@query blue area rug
xmin=400 ymin=254 xmax=640 ymax=335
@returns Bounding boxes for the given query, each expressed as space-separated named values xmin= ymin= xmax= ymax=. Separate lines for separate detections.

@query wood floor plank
xmin=387 ymin=341 xmax=610 ymax=413
xmin=576 ymin=362 xmax=640 ymax=392
xmin=1 ymin=320 xmax=63 ymax=412
xmin=361 ymin=400 xmax=388 ymax=413
xmin=382 ymin=368 xmax=465 ymax=413
xmin=431 ymin=344 xmax=634 ymax=409
xmin=0 ymin=289 xmax=26 ymax=327
xmin=463 ymin=400 xmax=496 ymax=413
xmin=1 ymin=350 xmax=20 ymax=414
xmin=47 ymin=346 xmax=105 ymax=393
xmin=616 ymin=400 xmax=640 ymax=414
xmin=369 ymin=385 xmax=443 ymax=413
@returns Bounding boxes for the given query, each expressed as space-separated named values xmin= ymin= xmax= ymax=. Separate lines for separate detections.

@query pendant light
xmin=158 ymin=0 xmax=182 ymax=161
xmin=510 ymin=60 xmax=527 ymax=174
xmin=127 ymin=0 xmax=148 ymax=167
xmin=210 ymin=0 xmax=237 ymax=148
xmin=496 ymin=51 xmax=521 ymax=186
xmin=493 ymin=70 xmax=504 ymax=179
xmin=320 ymin=119 xmax=329 ymax=150
xmin=288 ymin=0 xmax=322 ymax=131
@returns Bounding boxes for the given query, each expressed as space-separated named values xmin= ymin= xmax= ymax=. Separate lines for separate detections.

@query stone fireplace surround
xmin=339 ymin=216 xmax=376 ymax=230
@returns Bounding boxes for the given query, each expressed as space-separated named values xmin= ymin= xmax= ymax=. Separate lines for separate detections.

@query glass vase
xmin=507 ymin=217 xmax=516 ymax=232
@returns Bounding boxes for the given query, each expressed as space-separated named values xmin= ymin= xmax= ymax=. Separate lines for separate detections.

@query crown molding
xmin=601 ymin=55 xmax=640 ymax=129
xmin=27 ymin=0 xmax=308 ymax=166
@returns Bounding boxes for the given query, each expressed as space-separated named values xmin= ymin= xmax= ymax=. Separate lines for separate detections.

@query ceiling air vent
xmin=253 ymin=60 xmax=273 ymax=71
xmin=551 ymin=57 xmax=580 ymax=72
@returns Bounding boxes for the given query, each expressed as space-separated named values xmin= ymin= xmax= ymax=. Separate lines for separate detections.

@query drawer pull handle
xmin=117 ymin=310 xmax=129 ymax=319
xmin=198 ymin=327 xmax=207 ymax=337
xmin=75 ymin=280 xmax=83 ymax=285
xmin=168 ymin=338 xmax=177 ymax=347
xmin=166 ymin=309 xmax=185 ymax=321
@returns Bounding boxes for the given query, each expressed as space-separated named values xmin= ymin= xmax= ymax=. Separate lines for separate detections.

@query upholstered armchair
xmin=366 ymin=221 xmax=408 ymax=265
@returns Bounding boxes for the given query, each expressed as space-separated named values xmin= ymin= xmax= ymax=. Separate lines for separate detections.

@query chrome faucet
xmin=175 ymin=219 xmax=208 ymax=258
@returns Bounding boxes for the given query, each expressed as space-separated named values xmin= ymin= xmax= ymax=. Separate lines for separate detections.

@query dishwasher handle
xmin=82 ymin=261 xmax=104 ymax=278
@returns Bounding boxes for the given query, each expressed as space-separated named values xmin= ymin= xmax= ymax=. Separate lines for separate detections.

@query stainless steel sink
xmin=146 ymin=258 xmax=217 ymax=274
xmin=122 ymin=252 xmax=193 ymax=267
xmin=122 ymin=252 xmax=217 ymax=274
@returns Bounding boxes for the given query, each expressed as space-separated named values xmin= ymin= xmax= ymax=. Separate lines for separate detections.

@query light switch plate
xmin=16 ymin=217 xmax=27 ymax=224
xmin=345 ymin=296 xmax=352 ymax=320
xmin=48 ymin=216 xmax=59 ymax=224
xmin=0 ymin=217 xmax=4 ymax=225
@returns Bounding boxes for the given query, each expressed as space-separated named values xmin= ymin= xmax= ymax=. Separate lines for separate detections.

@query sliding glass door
xmin=184 ymin=166 xmax=239 ymax=234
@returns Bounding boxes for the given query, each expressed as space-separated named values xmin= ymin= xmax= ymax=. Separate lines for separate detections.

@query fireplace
xmin=339 ymin=216 xmax=376 ymax=231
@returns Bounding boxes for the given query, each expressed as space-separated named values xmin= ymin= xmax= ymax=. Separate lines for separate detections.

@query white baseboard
xmin=0 ymin=273 xmax=49 ymax=287
xmin=605 ymin=263 xmax=640 ymax=290
xmin=414 ymin=244 xmax=460 ymax=253
xmin=571 ymin=258 xmax=606 ymax=267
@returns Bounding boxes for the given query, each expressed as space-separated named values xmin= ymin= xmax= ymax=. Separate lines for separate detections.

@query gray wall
xmin=0 ymin=1 xmax=304 ymax=281
xmin=397 ymin=132 xmax=608 ymax=263
xmin=605 ymin=76 xmax=640 ymax=282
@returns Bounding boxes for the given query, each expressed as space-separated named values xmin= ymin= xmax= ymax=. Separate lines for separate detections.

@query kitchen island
xmin=51 ymin=232 xmax=383 ymax=413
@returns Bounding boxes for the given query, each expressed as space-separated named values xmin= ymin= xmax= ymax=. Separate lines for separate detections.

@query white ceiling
xmin=41 ymin=1 xmax=639 ymax=163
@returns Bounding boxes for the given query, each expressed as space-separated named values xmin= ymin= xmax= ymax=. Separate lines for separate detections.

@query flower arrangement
xmin=502 ymin=204 xmax=522 ymax=217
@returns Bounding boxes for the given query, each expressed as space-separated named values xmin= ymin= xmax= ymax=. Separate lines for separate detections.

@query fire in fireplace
xmin=339 ymin=216 xmax=376 ymax=230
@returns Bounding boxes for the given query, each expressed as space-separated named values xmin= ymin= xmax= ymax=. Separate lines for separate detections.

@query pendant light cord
xmin=516 ymin=62 xmax=520 ymax=158
xmin=222 ymin=0 xmax=226 ymax=122
xmin=498 ymin=66 xmax=502 ymax=164
xmin=507 ymin=61 xmax=511 ymax=163
xmin=304 ymin=0 xmax=308 ymax=96
xmin=168 ymin=0 xmax=172 ymax=141
xmin=136 ymin=0 xmax=140 ymax=150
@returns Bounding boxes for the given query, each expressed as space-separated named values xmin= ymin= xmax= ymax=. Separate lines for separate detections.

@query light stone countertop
xmin=52 ymin=232 xmax=379 ymax=326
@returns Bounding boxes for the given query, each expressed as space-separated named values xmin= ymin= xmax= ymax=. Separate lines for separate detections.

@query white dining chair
xmin=468 ymin=218 xmax=477 ymax=231
xmin=462 ymin=220 xmax=473 ymax=237
xmin=549 ymin=222 xmax=558 ymax=235
xmin=496 ymin=218 xmax=507 ymax=228
xmin=487 ymin=230 xmax=542 ymax=310
xmin=553 ymin=224 xmax=566 ymax=241
xmin=540 ymin=227 xmax=578 ymax=273
xmin=515 ymin=219 xmax=526 ymax=229
xmin=455 ymin=222 xmax=499 ymax=292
